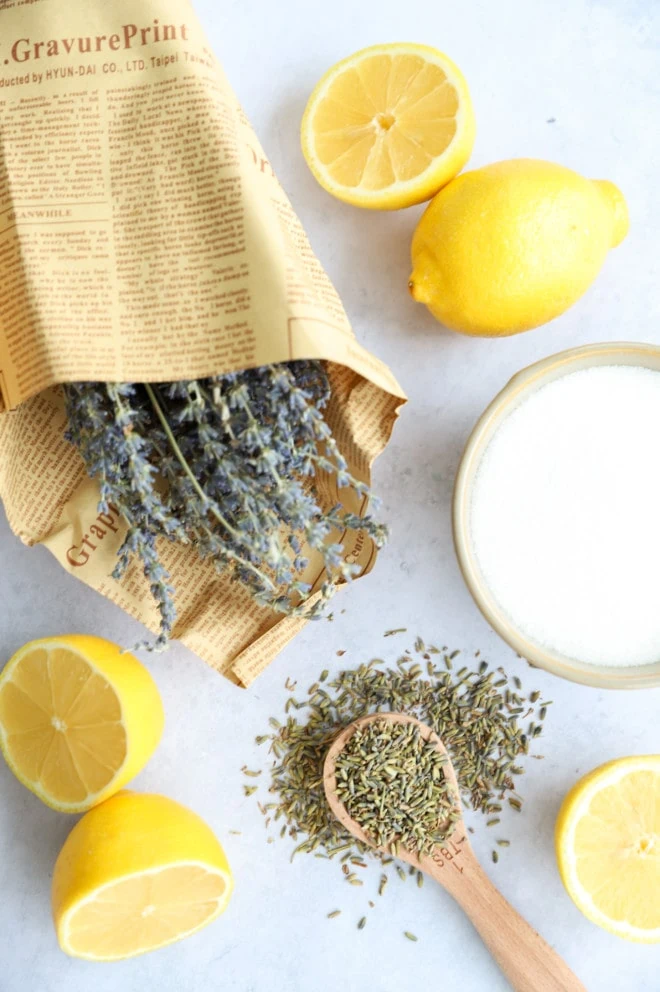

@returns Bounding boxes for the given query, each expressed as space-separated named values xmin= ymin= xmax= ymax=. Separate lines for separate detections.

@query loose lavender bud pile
xmin=64 ymin=361 xmax=386 ymax=648
xmin=247 ymin=635 xmax=549 ymax=887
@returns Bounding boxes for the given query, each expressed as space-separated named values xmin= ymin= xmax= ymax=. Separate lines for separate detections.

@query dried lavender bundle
xmin=64 ymin=361 xmax=386 ymax=648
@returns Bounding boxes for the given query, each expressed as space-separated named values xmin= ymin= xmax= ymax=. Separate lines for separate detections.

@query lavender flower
xmin=64 ymin=361 xmax=387 ymax=649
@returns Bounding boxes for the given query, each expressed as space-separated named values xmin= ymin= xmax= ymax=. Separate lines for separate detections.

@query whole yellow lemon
xmin=409 ymin=158 xmax=628 ymax=336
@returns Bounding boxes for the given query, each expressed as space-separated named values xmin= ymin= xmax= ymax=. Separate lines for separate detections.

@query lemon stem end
xmin=592 ymin=179 xmax=630 ymax=249
xmin=408 ymin=277 xmax=426 ymax=303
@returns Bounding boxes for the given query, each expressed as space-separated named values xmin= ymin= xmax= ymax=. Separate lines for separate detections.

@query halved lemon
xmin=556 ymin=756 xmax=660 ymax=943
xmin=53 ymin=792 xmax=233 ymax=960
xmin=301 ymin=42 xmax=475 ymax=209
xmin=0 ymin=635 xmax=164 ymax=812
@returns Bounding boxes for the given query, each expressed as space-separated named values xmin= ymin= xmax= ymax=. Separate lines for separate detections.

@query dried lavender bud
xmin=64 ymin=361 xmax=386 ymax=648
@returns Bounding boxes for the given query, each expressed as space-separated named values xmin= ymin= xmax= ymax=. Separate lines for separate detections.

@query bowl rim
xmin=452 ymin=341 xmax=660 ymax=690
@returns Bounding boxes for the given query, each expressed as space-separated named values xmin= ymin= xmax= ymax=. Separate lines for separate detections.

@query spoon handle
xmin=428 ymin=858 xmax=587 ymax=992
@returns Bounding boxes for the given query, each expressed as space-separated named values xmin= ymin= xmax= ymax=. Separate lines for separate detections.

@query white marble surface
xmin=1 ymin=0 xmax=660 ymax=989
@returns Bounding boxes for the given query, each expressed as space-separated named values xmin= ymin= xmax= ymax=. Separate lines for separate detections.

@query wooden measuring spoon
xmin=324 ymin=712 xmax=586 ymax=992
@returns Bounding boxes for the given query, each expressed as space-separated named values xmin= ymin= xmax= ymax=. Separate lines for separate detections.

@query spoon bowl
xmin=323 ymin=711 xmax=586 ymax=992
xmin=323 ymin=711 xmax=466 ymax=870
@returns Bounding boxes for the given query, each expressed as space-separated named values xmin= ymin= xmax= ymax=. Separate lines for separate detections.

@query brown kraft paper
xmin=0 ymin=0 xmax=406 ymax=685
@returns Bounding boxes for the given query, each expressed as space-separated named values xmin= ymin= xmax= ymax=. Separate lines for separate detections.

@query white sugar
xmin=470 ymin=365 xmax=660 ymax=668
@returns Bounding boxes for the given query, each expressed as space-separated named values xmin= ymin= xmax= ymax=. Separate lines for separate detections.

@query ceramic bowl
xmin=453 ymin=341 xmax=660 ymax=689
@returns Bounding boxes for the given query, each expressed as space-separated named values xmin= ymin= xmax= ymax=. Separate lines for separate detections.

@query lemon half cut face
xmin=0 ymin=635 xmax=164 ymax=812
xmin=556 ymin=756 xmax=660 ymax=943
xmin=301 ymin=43 xmax=475 ymax=209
